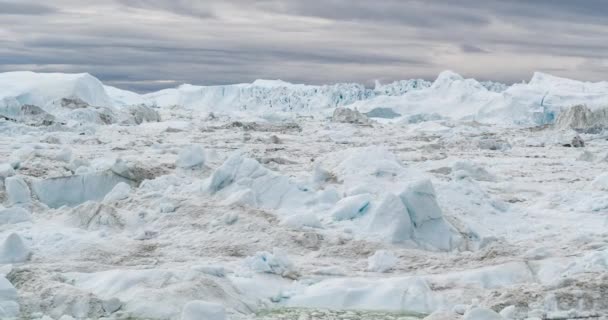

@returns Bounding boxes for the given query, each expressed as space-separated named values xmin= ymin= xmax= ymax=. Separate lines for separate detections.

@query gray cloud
xmin=0 ymin=1 xmax=57 ymax=15
xmin=0 ymin=0 xmax=607 ymax=91
xmin=461 ymin=44 xmax=489 ymax=54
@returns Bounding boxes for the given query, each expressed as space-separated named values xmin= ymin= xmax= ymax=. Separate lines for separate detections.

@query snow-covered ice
xmin=1 ymin=70 xmax=608 ymax=320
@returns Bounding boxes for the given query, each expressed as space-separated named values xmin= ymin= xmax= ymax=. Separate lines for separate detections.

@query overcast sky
xmin=1 ymin=0 xmax=608 ymax=92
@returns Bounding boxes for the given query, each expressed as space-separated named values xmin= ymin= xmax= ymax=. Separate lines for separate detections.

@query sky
xmin=1 ymin=0 xmax=608 ymax=92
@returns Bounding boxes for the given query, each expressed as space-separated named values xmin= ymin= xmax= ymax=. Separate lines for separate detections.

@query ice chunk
xmin=364 ymin=107 xmax=401 ymax=119
xmin=125 ymin=104 xmax=160 ymax=124
xmin=5 ymin=176 xmax=31 ymax=205
xmin=0 ymin=207 xmax=32 ymax=224
xmin=331 ymin=194 xmax=372 ymax=221
xmin=367 ymin=193 xmax=413 ymax=243
xmin=208 ymin=153 xmax=310 ymax=210
xmin=0 ymin=233 xmax=30 ymax=264
xmin=591 ymin=173 xmax=608 ymax=191
xmin=31 ymin=171 xmax=134 ymax=208
xmin=555 ymin=104 xmax=608 ymax=133
xmin=191 ymin=265 xmax=226 ymax=277
xmin=463 ymin=307 xmax=504 ymax=320
xmin=499 ymin=305 xmax=517 ymax=319
xmin=287 ymin=276 xmax=436 ymax=313
xmin=0 ymin=164 xmax=15 ymax=179
xmin=68 ymin=202 xmax=124 ymax=230
xmin=102 ymin=297 xmax=122 ymax=314
xmin=399 ymin=179 xmax=442 ymax=227
xmin=281 ymin=213 xmax=321 ymax=229
xmin=176 ymin=145 xmax=206 ymax=168
xmin=244 ymin=248 xmax=295 ymax=277
xmin=423 ymin=311 xmax=460 ymax=319
xmin=477 ymin=138 xmax=511 ymax=151
xmin=181 ymin=301 xmax=226 ymax=320
xmin=452 ymin=160 xmax=496 ymax=181
xmin=367 ymin=250 xmax=397 ymax=273
xmin=0 ymin=276 xmax=19 ymax=318
xmin=110 ymin=158 xmax=158 ymax=183
xmin=103 ymin=182 xmax=132 ymax=202
xmin=400 ymin=180 xmax=462 ymax=250
xmin=54 ymin=146 xmax=73 ymax=162
xmin=332 ymin=107 xmax=370 ymax=124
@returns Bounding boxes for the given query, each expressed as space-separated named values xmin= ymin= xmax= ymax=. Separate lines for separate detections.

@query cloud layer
xmin=2 ymin=0 xmax=607 ymax=91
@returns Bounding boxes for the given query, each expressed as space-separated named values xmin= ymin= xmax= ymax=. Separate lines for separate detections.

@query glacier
xmin=2 ymin=70 xmax=608 ymax=126
xmin=0 ymin=70 xmax=608 ymax=320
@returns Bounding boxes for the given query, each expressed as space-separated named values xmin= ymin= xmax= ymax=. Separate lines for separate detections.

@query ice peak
xmin=436 ymin=70 xmax=465 ymax=82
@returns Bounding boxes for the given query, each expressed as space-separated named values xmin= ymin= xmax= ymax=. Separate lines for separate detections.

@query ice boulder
xmin=32 ymin=171 xmax=135 ymax=208
xmin=463 ymin=307 xmax=504 ymax=320
xmin=0 ymin=233 xmax=30 ymax=264
xmin=367 ymin=193 xmax=413 ymax=243
xmin=5 ymin=176 xmax=31 ymax=205
xmin=367 ymin=250 xmax=397 ymax=273
xmin=244 ymin=248 xmax=295 ymax=277
xmin=331 ymin=194 xmax=372 ymax=221
xmin=181 ymin=300 xmax=226 ymax=320
xmin=0 ymin=207 xmax=32 ymax=224
xmin=176 ymin=145 xmax=206 ymax=169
